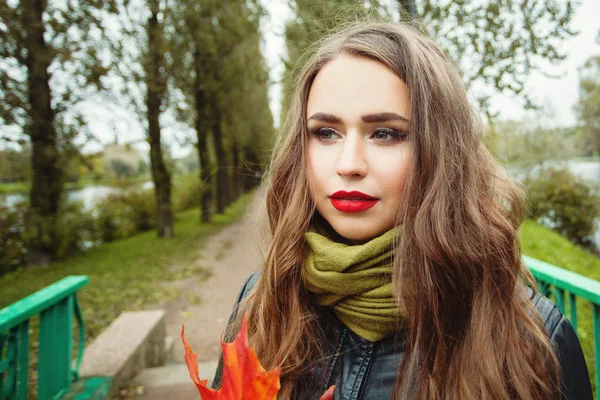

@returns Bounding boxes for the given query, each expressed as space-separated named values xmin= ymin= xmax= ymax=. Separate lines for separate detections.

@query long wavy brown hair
xmin=226 ymin=22 xmax=561 ymax=399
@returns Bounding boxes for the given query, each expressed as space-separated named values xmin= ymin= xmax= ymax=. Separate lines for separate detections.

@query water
xmin=2 ymin=181 xmax=154 ymax=210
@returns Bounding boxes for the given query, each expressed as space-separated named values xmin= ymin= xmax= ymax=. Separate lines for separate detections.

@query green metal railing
xmin=524 ymin=255 xmax=600 ymax=393
xmin=0 ymin=276 xmax=89 ymax=400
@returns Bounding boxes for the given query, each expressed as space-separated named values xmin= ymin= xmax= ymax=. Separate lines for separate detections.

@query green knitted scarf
xmin=303 ymin=224 xmax=401 ymax=342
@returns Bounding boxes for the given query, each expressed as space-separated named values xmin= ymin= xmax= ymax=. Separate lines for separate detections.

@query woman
xmin=213 ymin=22 xmax=592 ymax=399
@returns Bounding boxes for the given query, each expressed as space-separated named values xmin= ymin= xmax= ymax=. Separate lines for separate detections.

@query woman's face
xmin=306 ymin=54 xmax=414 ymax=241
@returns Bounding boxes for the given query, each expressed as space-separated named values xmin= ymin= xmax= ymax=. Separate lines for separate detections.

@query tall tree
xmin=145 ymin=0 xmax=174 ymax=237
xmin=0 ymin=0 xmax=117 ymax=264
xmin=112 ymin=0 xmax=175 ymax=237
xmin=170 ymin=0 xmax=273 ymax=219
xmin=170 ymin=0 xmax=218 ymax=222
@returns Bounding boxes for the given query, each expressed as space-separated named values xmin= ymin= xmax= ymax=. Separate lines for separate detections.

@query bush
xmin=54 ymin=201 xmax=98 ymax=259
xmin=95 ymin=194 xmax=139 ymax=242
xmin=93 ymin=188 xmax=155 ymax=243
xmin=173 ymin=174 xmax=203 ymax=212
xmin=0 ymin=199 xmax=27 ymax=273
xmin=526 ymin=168 xmax=599 ymax=249
xmin=122 ymin=189 xmax=156 ymax=231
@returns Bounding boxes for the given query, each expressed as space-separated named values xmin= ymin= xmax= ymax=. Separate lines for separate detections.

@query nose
xmin=336 ymin=134 xmax=367 ymax=178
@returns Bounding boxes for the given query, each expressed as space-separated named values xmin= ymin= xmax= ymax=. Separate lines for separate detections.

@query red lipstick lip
xmin=329 ymin=191 xmax=379 ymax=212
xmin=329 ymin=190 xmax=377 ymax=200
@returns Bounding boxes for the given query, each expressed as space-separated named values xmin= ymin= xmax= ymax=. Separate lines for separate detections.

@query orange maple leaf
xmin=181 ymin=314 xmax=335 ymax=400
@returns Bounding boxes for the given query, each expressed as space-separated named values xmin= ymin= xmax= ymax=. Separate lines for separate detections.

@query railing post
xmin=568 ymin=293 xmax=578 ymax=333
xmin=38 ymin=296 xmax=74 ymax=399
xmin=16 ymin=321 xmax=29 ymax=400
xmin=593 ymin=304 xmax=600 ymax=393
xmin=553 ymin=287 xmax=566 ymax=315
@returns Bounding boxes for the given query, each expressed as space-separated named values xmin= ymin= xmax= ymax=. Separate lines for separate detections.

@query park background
xmin=0 ymin=0 xmax=599 ymax=398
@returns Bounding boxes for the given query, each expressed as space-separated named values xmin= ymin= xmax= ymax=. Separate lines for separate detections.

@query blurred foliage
xmin=55 ymin=201 xmax=98 ymax=259
xmin=575 ymin=35 xmax=600 ymax=156
xmin=282 ymin=1 xmax=391 ymax=121
xmin=0 ymin=200 xmax=27 ymax=274
xmin=283 ymin=0 xmax=578 ymax=120
xmin=173 ymin=173 xmax=204 ymax=211
xmin=525 ymin=168 xmax=599 ymax=250
xmin=483 ymin=114 xmax=581 ymax=178
xmin=0 ymin=176 xmax=210 ymax=271
xmin=95 ymin=190 xmax=156 ymax=243
xmin=0 ymin=146 xmax=31 ymax=183
xmin=408 ymin=0 xmax=577 ymax=115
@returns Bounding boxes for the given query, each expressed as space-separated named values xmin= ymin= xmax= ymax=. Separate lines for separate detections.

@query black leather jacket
xmin=213 ymin=272 xmax=593 ymax=399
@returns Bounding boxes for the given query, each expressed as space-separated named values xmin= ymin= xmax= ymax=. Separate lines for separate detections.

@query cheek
xmin=307 ymin=143 xmax=330 ymax=189
xmin=379 ymin=150 xmax=413 ymax=201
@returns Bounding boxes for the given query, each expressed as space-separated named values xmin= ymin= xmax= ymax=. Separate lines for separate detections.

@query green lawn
xmin=520 ymin=219 xmax=600 ymax=395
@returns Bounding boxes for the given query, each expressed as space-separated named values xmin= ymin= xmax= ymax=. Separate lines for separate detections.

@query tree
xmin=0 ymin=0 xmax=118 ymax=264
xmin=282 ymin=0 xmax=577 ymax=120
xmin=169 ymin=0 xmax=273 ymax=220
xmin=111 ymin=0 xmax=175 ymax=237
xmin=282 ymin=1 xmax=389 ymax=120
xmin=575 ymin=32 xmax=600 ymax=156
xmin=145 ymin=0 xmax=174 ymax=237
xmin=395 ymin=0 xmax=577 ymax=115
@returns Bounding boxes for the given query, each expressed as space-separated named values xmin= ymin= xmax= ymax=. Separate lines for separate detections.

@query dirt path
xmin=161 ymin=189 xmax=266 ymax=363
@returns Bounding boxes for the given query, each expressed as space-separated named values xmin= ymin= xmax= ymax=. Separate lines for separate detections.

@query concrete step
xmin=132 ymin=383 xmax=199 ymax=400
xmin=131 ymin=360 xmax=218 ymax=398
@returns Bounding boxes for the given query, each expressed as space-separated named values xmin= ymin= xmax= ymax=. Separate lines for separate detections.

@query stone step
xmin=132 ymin=360 xmax=219 ymax=398
xmin=132 ymin=383 xmax=199 ymax=400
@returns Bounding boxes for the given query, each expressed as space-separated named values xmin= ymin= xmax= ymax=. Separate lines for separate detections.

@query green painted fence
xmin=525 ymin=255 xmax=600 ymax=394
xmin=0 ymin=275 xmax=110 ymax=400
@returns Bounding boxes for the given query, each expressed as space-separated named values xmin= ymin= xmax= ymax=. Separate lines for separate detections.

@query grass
xmin=520 ymin=219 xmax=600 ymax=395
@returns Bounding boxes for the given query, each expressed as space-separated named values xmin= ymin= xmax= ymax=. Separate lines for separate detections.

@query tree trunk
xmin=23 ymin=0 xmax=62 ymax=265
xmin=194 ymin=51 xmax=213 ymax=223
xmin=146 ymin=0 xmax=174 ymax=238
xmin=212 ymin=111 xmax=230 ymax=213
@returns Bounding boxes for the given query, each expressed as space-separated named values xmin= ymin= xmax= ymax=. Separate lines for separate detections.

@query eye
xmin=311 ymin=127 xmax=340 ymax=141
xmin=371 ymin=128 xmax=407 ymax=142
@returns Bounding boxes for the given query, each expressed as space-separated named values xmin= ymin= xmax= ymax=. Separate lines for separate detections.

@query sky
xmin=63 ymin=0 xmax=600 ymax=157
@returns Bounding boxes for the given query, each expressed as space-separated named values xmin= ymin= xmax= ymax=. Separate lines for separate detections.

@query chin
xmin=331 ymin=222 xmax=386 ymax=243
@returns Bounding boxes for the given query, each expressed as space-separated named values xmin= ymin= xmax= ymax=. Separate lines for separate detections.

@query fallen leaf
xmin=181 ymin=315 xmax=336 ymax=399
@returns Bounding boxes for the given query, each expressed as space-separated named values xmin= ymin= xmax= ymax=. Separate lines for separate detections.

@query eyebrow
xmin=307 ymin=112 xmax=409 ymax=124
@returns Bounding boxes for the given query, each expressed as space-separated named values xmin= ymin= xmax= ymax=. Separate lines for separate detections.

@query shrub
xmin=526 ymin=168 xmax=599 ymax=249
xmin=0 ymin=199 xmax=27 ymax=273
xmin=173 ymin=175 xmax=203 ymax=212
xmin=54 ymin=201 xmax=99 ymax=259
xmin=93 ymin=188 xmax=155 ymax=242
xmin=94 ymin=193 xmax=139 ymax=242
xmin=122 ymin=189 xmax=156 ymax=231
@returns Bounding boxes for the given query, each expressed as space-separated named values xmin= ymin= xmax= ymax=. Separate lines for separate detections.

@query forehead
xmin=307 ymin=54 xmax=411 ymax=120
